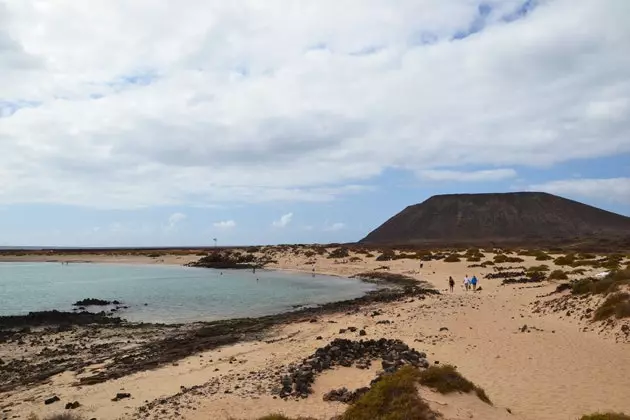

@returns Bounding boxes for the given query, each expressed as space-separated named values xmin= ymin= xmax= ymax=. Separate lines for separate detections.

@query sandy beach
xmin=1 ymin=247 xmax=629 ymax=420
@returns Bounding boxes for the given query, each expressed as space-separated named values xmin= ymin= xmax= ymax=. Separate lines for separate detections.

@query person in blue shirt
xmin=471 ymin=275 xmax=478 ymax=291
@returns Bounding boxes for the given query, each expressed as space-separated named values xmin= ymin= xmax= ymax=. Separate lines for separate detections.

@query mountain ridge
xmin=360 ymin=192 xmax=630 ymax=246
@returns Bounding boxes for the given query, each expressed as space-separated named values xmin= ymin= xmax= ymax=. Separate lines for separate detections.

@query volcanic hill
xmin=360 ymin=192 xmax=630 ymax=246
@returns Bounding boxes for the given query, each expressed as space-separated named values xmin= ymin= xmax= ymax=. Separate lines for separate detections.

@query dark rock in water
xmin=44 ymin=396 xmax=60 ymax=405
xmin=112 ymin=300 xmax=121 ymax=305
xmin=65 ymin=401 xmax=81 ymax=409
xmin=73 ymin=298 xmax=112 ymax=306
xmin=112 ymin=392 xmax=131 ymax=401
xmin=0 ymin=311 xmax=121 ymax=330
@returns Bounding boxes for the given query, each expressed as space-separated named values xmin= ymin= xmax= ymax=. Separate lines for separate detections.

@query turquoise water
xmin=0 ymin=263 xmax=376 ymax=323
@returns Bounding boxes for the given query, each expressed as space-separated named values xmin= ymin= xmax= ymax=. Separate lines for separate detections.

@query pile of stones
xmin=277 ymin=338 xmax=429 ymax=399
xmin=323 ymin=387 xmax=370 ymax=403
xmin=485 ymin=271 xmax=525 ymax=279
xmin=501 ymin=272 xmax=546 ymax=285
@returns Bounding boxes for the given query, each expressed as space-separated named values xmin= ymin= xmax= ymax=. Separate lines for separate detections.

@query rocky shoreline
xmin=0 ymin=274 xmax=438 ymax=393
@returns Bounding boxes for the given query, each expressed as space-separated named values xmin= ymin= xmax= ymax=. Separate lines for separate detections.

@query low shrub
xmin=328 ymin=247 xmax=351 ymax=259
xmin=547 ymin=270 xmax=568 ymax=280
xmin=444 ymin=254 xmax=461 ymax=263
xmin=580 ymin=413 xmax=630 ymax=420
xmin=417 ymin=365 xmax=492 ymax=405
xmin=341 ymin=366 xmax=435 ymax=420
xmin=27 ymin=414 xmax=85 ymax=420
xmin=376 ymin=250 xmax=395 ymax=262
xmin=554 ymin=254 xmax=576 ymax=266
xmin=494 ymin=255 xmax=524 ymax=264
xmin=593 ymin=293 xmax=630 ymax=321
xmin=571 ymin=269 xmax=630 ymax=295
xmin=527 ymin=265 xmax=550 ymax=273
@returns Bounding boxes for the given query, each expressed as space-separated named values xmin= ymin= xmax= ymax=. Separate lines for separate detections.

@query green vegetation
xmin=376 ymin=250 xmax=396 ymax=261
xmin=417 ymin=365 xmax=492 ymax=405
xmin=493 ymin=254 xmax=525 ymax=264
xmin=340 ymin=366 xmax=435 ymax=420
xmin=554 ymin=254 xmax=576 ymax=266
xmin=593 ymin=293 xmax=630 ymax=321
xmin=480 ymin=260 xmax=495 ymax=267
xmin=547 ymin=269 xmax=569 ymax=280
xmin=580 ymin=413 xmax=630 ymax=420
xmin=527 ymin=265 xmax=550 ymax=273
xmin=27 ymin=414 xmax=85 ymax=420
xmin=444 ymin=254 xmax=461 ymax=263
xmin=571 ymin=269 xmax=630 ymax=295
xmin=328 ymin=247 xmax=351 ymax=259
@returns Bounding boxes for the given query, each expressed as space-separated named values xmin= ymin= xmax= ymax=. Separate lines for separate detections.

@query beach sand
xmin=1 ymin=247 xmax=629 ymax=420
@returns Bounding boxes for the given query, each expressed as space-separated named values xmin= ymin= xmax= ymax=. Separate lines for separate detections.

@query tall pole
xmin=213 ymin=238 xmax=217 ymax=248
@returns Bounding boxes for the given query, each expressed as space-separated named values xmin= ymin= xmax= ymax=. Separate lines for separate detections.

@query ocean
xmin=0 ymin=262 xmax=377 ymax=323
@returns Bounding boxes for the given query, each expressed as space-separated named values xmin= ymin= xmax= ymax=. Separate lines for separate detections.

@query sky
xmin=0 ymin=0 xmax=629 ymax=247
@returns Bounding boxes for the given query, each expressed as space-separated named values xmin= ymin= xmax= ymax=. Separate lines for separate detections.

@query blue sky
xmin=1 ymin=0 xmax=629 ymax=246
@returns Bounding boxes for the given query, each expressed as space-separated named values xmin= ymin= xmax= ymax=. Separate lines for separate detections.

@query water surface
xmin=0 ymin=262 xmax=376 ymax=323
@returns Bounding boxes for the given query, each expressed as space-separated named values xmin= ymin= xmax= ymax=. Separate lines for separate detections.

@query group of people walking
xmin=448 ymin=274 xmax=478 ymax=292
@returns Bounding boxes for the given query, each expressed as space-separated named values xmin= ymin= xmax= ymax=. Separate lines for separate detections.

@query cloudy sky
xmin=1 ymin=0 xmax=629 ymax=246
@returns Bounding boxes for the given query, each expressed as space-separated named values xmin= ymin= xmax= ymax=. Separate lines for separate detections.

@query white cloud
xmin=213 ymin=220 xmax=236 ymax=229
xmin=419 ymin=168 xmax=516 ymax=182
xmin=273 ymin=212 xmax=293 ymax=228
xmin=167 ymin=212 xmax=187 ymax=228
xmin=325 ymin=222 xmax=346 ymax=231
xmin=528 ymin=178 xmax=630 ymax=204
xmin=0 ymin=1 xmax=629 ymax=208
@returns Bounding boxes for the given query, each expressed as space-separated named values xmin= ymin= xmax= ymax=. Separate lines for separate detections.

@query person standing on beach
xmin=448 ymin=276 xmax=455 ymax=292
xmin=471 ymin=275 xmax=478 ymax=291
xmin=464 ymin=275 xmax=470 ymax=291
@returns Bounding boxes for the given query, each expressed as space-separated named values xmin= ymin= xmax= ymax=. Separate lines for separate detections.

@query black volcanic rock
xmin=360 ymin=192 xmax=630 ymax=246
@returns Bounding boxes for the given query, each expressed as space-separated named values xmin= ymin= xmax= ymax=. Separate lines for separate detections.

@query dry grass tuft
xmin=547 ymin=269 xmax=569 ymax=280
xmin=593 ymin=292 xmax=630 ymax=321
xmin=580 ymin=413 xmax=630 ymax=420
xmin=341 ymin=366 xmax=436 ymax=420
xmin=417 ymin=365 xmax=492 ymax=405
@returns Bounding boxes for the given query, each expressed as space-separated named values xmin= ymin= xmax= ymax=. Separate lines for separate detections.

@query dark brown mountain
xmin=360 ymin=192 xmax=630 ymax=246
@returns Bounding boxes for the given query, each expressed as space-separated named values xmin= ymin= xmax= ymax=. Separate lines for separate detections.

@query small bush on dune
xmin=493 ymin=254 xmax=524 ymax=264
xmin=571 ymin=269 xmax=630 ymax=295
xmin=527 ymin=265 xmax=550 ymax=273
xmin=418 ymin=365 xmax=492 ymax=405
xmin=580 ymin=413 xmax=630 ymax=420
xmin=593 ymin=293 xmax=630 ymax=321
xmin=341 ymin=366 xmax=435 ymax=420
xmin=444 ymin=254 xmax=461 ymax=263
xmin=376 ymin=250 xmax=395 ymax=262
xmin=547 ymin=270 xmax=568 ymax=280
xmin=328 ymin=247 xmax=350 ymax=259
xmin=27 ymin=414 xmax=85 ymax=420
xmin=255 ymin=416 xmax=316 ymax=420
xmin=554 ymin=254 xmax=576 ymax=266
